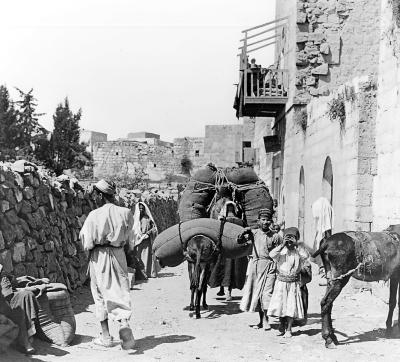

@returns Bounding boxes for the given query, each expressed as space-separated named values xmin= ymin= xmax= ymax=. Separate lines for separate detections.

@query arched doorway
xmin=298 ymin=167 xmax=305 ymax=241
xmin=322 ymin=157 xmax=333 ymax=205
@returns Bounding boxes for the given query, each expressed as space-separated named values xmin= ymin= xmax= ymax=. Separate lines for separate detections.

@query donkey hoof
xmin=330 ymin=333 xmax=339 ymax=345
xmin=385 ymin=327 xmax=393 ymax=338
xmin=324 ymin=337 xmax=337 ymax=349
xmin=202 ymin=303 xmax=208 ymax=310
xmin=195 ymin=314 xmax=201 ymax=319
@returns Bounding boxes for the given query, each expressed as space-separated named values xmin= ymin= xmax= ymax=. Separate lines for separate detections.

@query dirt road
xmin=3 ymin=264 xmax=400 ymax=362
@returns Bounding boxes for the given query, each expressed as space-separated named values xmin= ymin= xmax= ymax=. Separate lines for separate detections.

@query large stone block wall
xmin=281 ymin=79 xmax=377 ymax=249
xmin=93 ymin=140 xmax=177 ymax=181
xmin=278 ymin=0 xmax=381 ymax=103
xmin=372 ymin=0 xmax=400 ymax=230
xmin=0 ymin=164 xmax=179 ymax=290
xmin=0 ymin=166 xmax=92 ymax=290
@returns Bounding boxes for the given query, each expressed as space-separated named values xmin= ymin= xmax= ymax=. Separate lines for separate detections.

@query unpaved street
xmin=3 ymin=264 xmax=400 ymax=362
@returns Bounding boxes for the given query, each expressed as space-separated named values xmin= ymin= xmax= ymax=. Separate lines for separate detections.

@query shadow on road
xmin=340 ymin=326 xmax=400 ymax=344
xmin=129 ymin=334 xmax=195 ymax=355
xmin=203 ymin=301 xmax=242 ymax=319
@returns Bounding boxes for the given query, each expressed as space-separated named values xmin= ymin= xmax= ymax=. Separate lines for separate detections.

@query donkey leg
xmin=202 ymin=284 xmax=208 ymax=310
xmin=385 ymin=274 xmax=398 ymax=335
xmin=195 ymin=288 xmax=201 ymax=319
xmin=321 ymin=276 xmax=350 ymax=348
xmin=188 ymin=263 xmax=195 ymax=311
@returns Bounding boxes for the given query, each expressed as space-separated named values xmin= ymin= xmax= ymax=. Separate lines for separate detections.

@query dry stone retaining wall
xmin=0 ymin=163 xmax=179 ymax=291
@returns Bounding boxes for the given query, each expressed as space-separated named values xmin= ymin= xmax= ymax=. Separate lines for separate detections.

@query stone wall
xmin=0 ymin=163 xmax=179 ymax=290
xmin=372 ymin=0 xmax=400 ymax=230
xmin=281 ymin=77 xmax=378 ymax=249
xmin=277 ymin=0 xmax=381 ymax=103
xmin=203 ymin=125 xmax=243 ymax=167
xmin=253 ymin=118 xmax=274 ymax=188
xmin=93 ymin=140 xmax=177 ymax=181
xmin=173 ymin=137 xmax=206 ymax=173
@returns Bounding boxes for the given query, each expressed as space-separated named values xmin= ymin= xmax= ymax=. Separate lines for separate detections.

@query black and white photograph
xmin=1 ymin=0 xmax=400 ymax=361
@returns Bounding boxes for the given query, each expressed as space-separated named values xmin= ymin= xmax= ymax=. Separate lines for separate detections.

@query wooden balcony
xmin=234 ymin=17 xmax=289 ymax=118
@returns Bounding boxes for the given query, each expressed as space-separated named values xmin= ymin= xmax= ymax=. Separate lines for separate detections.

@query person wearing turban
xmin=79 ymin=179 xmax=135 ymax=350
xmin=239 ymin=208 xmax=283 ymax=331
xmin=267 ymin=227 xmax=310 ymax=338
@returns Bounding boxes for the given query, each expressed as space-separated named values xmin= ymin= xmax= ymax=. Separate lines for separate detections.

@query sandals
xmin=93 ymin=335 xmax=114 ymax=348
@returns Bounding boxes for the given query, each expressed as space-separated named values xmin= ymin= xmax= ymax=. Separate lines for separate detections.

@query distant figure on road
xmin=133 ymin=202 xmax=159 ymax=278
xmin=80 ymin=179 xmax=135 ymax=350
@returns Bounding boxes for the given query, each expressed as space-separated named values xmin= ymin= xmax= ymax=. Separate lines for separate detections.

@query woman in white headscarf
xmin=133 ymin=202 xmax=159 ymax=278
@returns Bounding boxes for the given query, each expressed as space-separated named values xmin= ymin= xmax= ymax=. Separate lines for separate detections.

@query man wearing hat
xmin=79 ymin=179 xmax=135 ymax=349
xmin=239 ymin=208 xmax=283 ymax=331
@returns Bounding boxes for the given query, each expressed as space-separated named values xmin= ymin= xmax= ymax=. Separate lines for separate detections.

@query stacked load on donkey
xmin=152 ymin=218 xmax=251 ymax=267
xmin=178 ymin=164 xmax=217 ymax=222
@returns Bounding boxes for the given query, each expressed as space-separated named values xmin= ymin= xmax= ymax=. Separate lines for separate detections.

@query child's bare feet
xmin=283 ymin=331 xmax=293 ymax=338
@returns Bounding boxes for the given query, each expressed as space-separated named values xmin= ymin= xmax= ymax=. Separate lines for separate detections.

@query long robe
xmin=240 ymin=230 xmax=282 ymax=312
xmin=79 ymin=203 xmax=133 ymax=321
xmin=134 ymin=214 xmax=159 ymax=278
xmin=267 ymin=245 xmax=309 ymax=319
xmin=208 ymin=216 xmax=248 ymax=290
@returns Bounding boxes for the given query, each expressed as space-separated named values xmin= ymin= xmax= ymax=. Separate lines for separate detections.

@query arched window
xmin=298 ymin=166 xmax=305 ymax=241
xmin=322 ymin=157 xmax=333 ymax=205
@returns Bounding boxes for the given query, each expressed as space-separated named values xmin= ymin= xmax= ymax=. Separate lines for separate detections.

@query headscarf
xmin=312 ymin=197 xmax=334 ymax=249
xmin=132 ymin=202 xmax=158 ymax=246
xmin=218 ymin=200 xmax=238 ymax=220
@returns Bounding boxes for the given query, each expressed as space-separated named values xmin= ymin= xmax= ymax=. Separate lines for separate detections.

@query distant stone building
xmin=92 ymin=119 xmax=273 ymax=186
xmin=80 ymin=129 xmax=107 ymax=153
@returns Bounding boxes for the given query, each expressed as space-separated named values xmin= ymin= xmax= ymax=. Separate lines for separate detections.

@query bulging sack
xmin=153 ymin=218 xmax=252 ymax=267
xmin=36 ymin=283 xmax=76 ymax=347
xmin=178 ymin=181 xmax=215 ymax=222
xmin=192 ymin=164 xmax=217 ymax=184
xmin=239 ymin=184 xmax=273 ymax=227
xmin=225 ymin=166 xmax=259 ymax=185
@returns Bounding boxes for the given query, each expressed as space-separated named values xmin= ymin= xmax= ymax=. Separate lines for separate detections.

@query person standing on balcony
xmin=80 ymin=179 xmax=135 ymax=350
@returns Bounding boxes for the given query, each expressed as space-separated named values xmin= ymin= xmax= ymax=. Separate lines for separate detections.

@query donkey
xmin=186 ymin=235 xmax=218 ymax=319
xmin=313 ymin=224 xmax=400 ymax=348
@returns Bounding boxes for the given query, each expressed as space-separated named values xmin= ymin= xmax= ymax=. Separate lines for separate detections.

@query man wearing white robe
xmin=79 ymin=179 xmax=135 ymax=349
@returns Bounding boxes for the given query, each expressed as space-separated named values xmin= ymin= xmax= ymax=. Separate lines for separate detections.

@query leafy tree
xmin=13 ymin=88 xmax=47 ymax=157
xmin=51 ymin=98 xmax=91 ymax=174
xmin=0 ymin=85 xmax=18 ymax=160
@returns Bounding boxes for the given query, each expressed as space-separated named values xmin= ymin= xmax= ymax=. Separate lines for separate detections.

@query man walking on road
xmin=80 ymin=179 xmax=136 ymax=349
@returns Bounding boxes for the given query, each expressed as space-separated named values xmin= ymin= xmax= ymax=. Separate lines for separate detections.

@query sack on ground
xmin=36 ymin=283 xmax=76 ymax=347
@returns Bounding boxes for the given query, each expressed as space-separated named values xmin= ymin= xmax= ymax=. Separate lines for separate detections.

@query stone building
xmin=234 ymin=0 xmax=400 ymax=248
xmin=93 ymin=119 xmax=273 ymax=185
xmin=80 ymin=129 xmax=108 ymax=153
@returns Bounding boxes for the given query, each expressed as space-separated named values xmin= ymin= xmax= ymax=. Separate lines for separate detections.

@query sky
xmin=1 ymin=0 xmax=276 ymax=142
